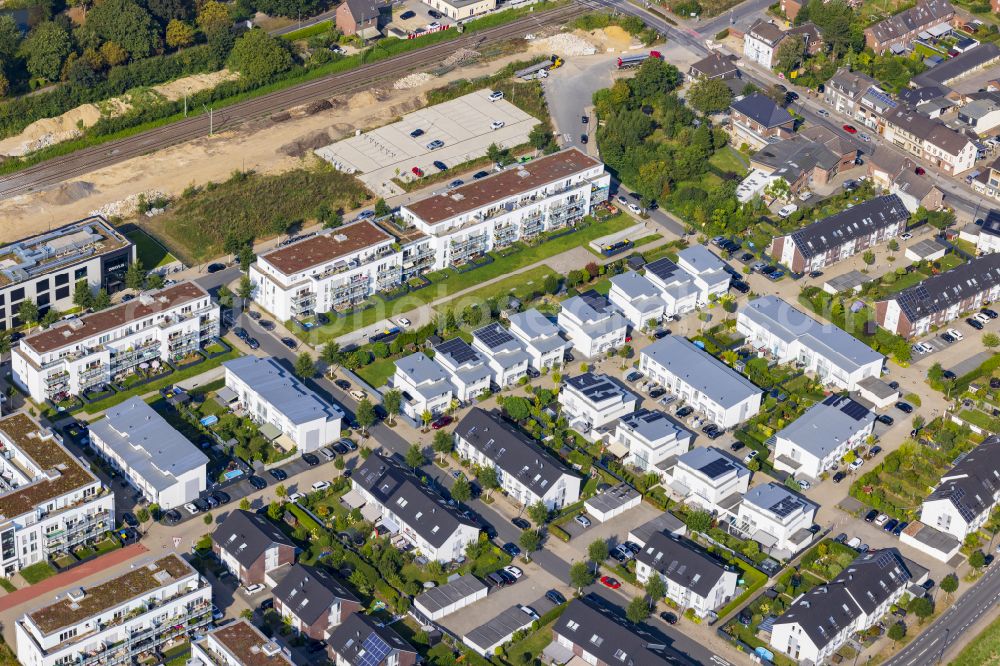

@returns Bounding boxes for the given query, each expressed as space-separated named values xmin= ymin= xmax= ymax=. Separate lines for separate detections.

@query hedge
xmin=549 ymin=525 xmax=570 ymax=542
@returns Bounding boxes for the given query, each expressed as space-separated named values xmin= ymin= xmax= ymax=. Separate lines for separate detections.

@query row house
xmin=472 ymin=322 xmax=530 ymax=387
xmin=327 ymin=612 xmax=418 ymax=666
xmin=13 ymin=282 xmax=220 ymax=403
xmin=506 ymin=308 xmax=570 ymax=371
xmin=557 ymin=290 xmax=628 ymax=358
xmin=641 ymin=246 xmax=730 ymax=318
xmin=863 ymin=0 xmax=955 ymax=54
xmin=823 ymin=69 xmax=880 ymax=120
xmin=559 ymin=372 xmax=638 ymax=433
xmin=881 ymin=105 xmax=978 ymax=175
xmin=918 ymin=435 xmax=1000 ymax=541
xmin=667 ymin=446 xmax=751 ymax=516
xmin=616 ymin=408 xmax=692 ymax=476
xmin=212 ymin=510 xmax=298 ymax=587
xmin=392 ymin=352 xmax=454 ymax=419
xmin=431 ymin=338 xmax=491 ymax=403
xmin=552 ymin=598 xmax=684 ymax=665
xmin=730 ymin=483 xmax=817 ymax=555
xmin=971 ymin=156 xmax=1000 ymax=203
xmin=272 ymin=564 xmax=361 ymax=641
xmin=773 ymin=395 xmax=876 ymax=480
xmin=635 ymin=532 xmax=738 ymax=618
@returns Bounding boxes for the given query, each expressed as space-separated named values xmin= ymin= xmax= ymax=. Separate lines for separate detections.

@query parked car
xmin=676 ymin=406 xmax=694 ymax=418
xmin=212 ymin=491 xmax=230 ymax=505
xmin=207 ymin=263 xmax=226 ymax=273
xmin=833 ymin=471 xmax=847 ymax=483
xmin=248 ymin=476 xmax=267 ymax=490
xmin=246 ymin=337 xmax=260 ymax=350
xmin=449 ymin=179 xmax=464 ymax=188
xmin=281 ymin=337 xmax=297 ymax=349
xmin=490 ymin=120 xmax=505 ymax=130
xmin=947 ymin=328 xmax=964 ymax=341
xmin=302 ymin=453 xmax=319 ymax=466
xmin=842 ymin=124 xmax=858 ymax=134
xmin=504 ymin=566 xmax=523 ymax=580
xmin=426 ymin=140 xmax=445 ymax=150
xmin=473 ymin=171 xmax=490 ymax=179
xmin=877 ymin=414 xmax=894 ymax=425
xmin=868 ymin=445 xmax=882 ymax=457
xmin=512 ymin=517 xmax=531 ymax=530
xmin=849 ymin=458 xmax=864 ymax=471
xmin=244 ymin=584 xmax=264 ymax=595
xmin=312 ymin=481 xmax=331 ymax=492
xmin=269 ymin=468 xmax=288 ymax=481
xmin=730 ymin=441 xmax=745 ymax=452
xmin=486 ymin=572 xmax=507 ymax=588
xmin=893 ymin=521 xmax=909 ymax=536
xmin=409 ymin=128 xmax=424 ymax=138
xmin=433 ymin=160 xmax=448 ymax=171
xmin=163 ymin=509 xmax=182 ymax=524
xmin=546 ymin=590 xmax=566 ymax=605
xmin=659 ymin=611 xmax=678 ymax=624
xmin=411 ymin=166 xmax=424 ymax=177
xmin=895 ymin=401 xmax=914 ymax=414
xmin=502 ymin=543 xmax=521 ymax=557
xmin=864 ymin=509 xmax=879 ymax=522
xmin=883 ymin=518 xmax=899 ymax=533
xmin=431 ymin=415 xmax=453 ymax=429
xmin=743 ymin=450 xmax=758 ymax=464
xmin=982 ymin=308 xmax=999 ymax=319
xmin=626 ymin=371 xmax=643 ymax=382
xmin=574 ymin=514 xmax=592 ymax=528
xmin=599 ymin=576 xmax=621 ymax=589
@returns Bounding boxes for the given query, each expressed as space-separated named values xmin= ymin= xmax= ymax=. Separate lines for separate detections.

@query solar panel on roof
xmin=770 ymin=496 xmax=802 ymax=518
xmin=699 ymin=458 xmax=733 ymax=479
xmin=358 ymin=632 xmax=392 ymax=666
xmin=476 ymin=324 xmax=514 ymax=350
xmin=840 ymin=400 xmax=870 ymax=421
xmin=437 ymin=338 xmax=478 ymax=365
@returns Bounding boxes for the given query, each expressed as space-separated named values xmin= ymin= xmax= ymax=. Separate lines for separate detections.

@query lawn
xmin=357 ymin=357 xmax=397 ymax=390
xmin=19 ymin=562 xmax=56 ymax=585
xmin=432 ymin=266 xmax=560 ymax=317
xmin=939 ymin=254 xmax=966 ymax=271
xmin=952 ymin=612 xmax=1000 ymax=666
xmin=886 ymin=269 xmax=929 ymax=294
xmin=162 ymin=641 xmax=191 ymax=666
xmin=124 ymin=227 xmax=178 ymax=269
xmin=709 ymin=147 xmax=748 ymax=176
xmin=717 ymin=559 xmax=768 ymax=619
xmin=279 ymin=21 xmax=333 ymax=41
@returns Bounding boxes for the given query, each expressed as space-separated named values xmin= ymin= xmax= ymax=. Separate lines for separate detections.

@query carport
xmin=463 ymin=606 xmax=535 ymax=657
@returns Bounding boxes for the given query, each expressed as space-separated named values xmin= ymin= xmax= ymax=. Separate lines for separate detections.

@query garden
xmin=798 ymin=286 xmax=912 ymax=363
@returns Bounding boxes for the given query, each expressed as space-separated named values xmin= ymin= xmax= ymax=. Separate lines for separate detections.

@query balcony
xmin=109 ymin=341 xmax=161 ymax=374
xmin=290 ymin=291 xmax=316 ymax=316
xmin=377 ymin=265 xmax=402 ymax=291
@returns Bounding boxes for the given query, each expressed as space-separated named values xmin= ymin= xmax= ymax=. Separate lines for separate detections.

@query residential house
xmin=640 ymin=336 xmax=762 ymax=429
xmin=863 ymin=0 xmax=955 ymax=54
xmin=769 ymin=195 xmax=909 ymax=273
xmin=560 ymin=372 xmax=639 ymax=432
xmin=751 ymin=127 xmax=858 ymax=195
xmin=15 ymin=555 xmax=211 ymax=666
xmin=744 ymin=20 xmax=786 ymax=68
xmin=957 ymin=91 xmax=1000 ymax=135
xmin=507 ymin=308 xmax=570 ymax=370
xmin=352 ymin=453 xmax=480 ymax=562
xmin=557 ymin=290 xmax=628 ymax=358
xmin=675 ymin=246 xmax=731 ymax=303
xmin=335 ymin=0 xmax=388 ymax=37
xmin=918 ymin=435 xmax=1000 ymax=540
xmin=881 ymin=105 xmax=979 ymax=175
xmin=472 ymin=322 xmax=530 ymax=387
xmin=327 ymin=612 xmax=418 ymax=666
xmin=668 ymin=446 xmax=751 ymax=516
xmin=642 ymin=258 xmax=701 ymax=318
xmin=729 ymin=94 xmax=795 ymax=150
xmin=824 ymin=69 xmax=879 ymax=119
xmin=737 ymin=295 xmax=885 ymax=390
xmin=875 ymin=252 xmax=1000 ymax=337
xmin=773 ymin=395 xmax=876 ymax=480
xmin=688 ymin=51 xmax=739 ymax=80
xmin=771 ymin=550 xmax=912 ymax=663
xmin=425 ymin=0 xmax=495 ymax=20
xmin=432 ymin=338 xmax=491 ymax=403
xmin=392 ymin=352 xmax=454 ymax=419
xmin=607 ymin=271 xmax=666 ymax=329
xmin=454 ymin=408 xmax=581 ymax=509
xmin=634 ymin=532 xmax=738 ymax=618
xmin=550 ymin=597 xmax=685 ymax=665
xmin=867 ymin=153 xmax=946 ymax=213
xmin=88 ymin=396 xmax=208 ymax=510
xmin=272 ymin=564 xmax=362 ymax=641
xmin=191 ymin=620 xmax=294 ymax=666
xmin=972 ymin=156 xmax=1000 ymax=204
xmin=212 ymin=510 xmax=297 ymax=586
xmin=977 ymin=210 xmax=1000 ymax=255
xmin=224 ymin=356 xmax=343 ymax=453
xmin=732 ymin=483 xmax=817 ymax=554
xmin=615 ymin=408 xmax=692 ymax=476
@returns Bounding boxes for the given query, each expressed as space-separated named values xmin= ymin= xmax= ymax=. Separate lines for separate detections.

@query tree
xmin=294 ymin=351 xmax=315 ymax=379
xmin=863 ymin=250 xmax=876 ymax=266
xmin=238 ymin=245 xmax=255 ymax=272
xmin=984 ymin=333 xmax=1000 ymax=349
xmin=320 ymin=341 xmax=342 ymax=366
xmin=374 ymin=198 xmax=391 ymax=218
xmin=147 ymin=0 xmax=194 ymax=23
xmin=888 ymin=621 xmax=906 ymax=644
xmin=684 ymin=509 xmax=713 ymax=533
xmin=645 ymin=575 xmax=666 ymax=609
xmin=503 ymin=396 xmax=531 ymax=422
xmin=136 ymin=507 xmax=151 ymax=523
xmin=626 ymin=596 xmax=649 ymax=624
xmin=216 ymin=285 xmax=233 ymax=308
xmin=237 ymin=274 xmax=254 ymax=308
xmin=239 ymin=497 xmax=251 ymax=511
xmin=570 ymin=561 xmax=594 ymax=592
xmin=969 ymin=549 xmax=986 ymax=569
xmin=588 ymin=539 xmax=609 ymax=573
xmin=21 ymin=22 xmax=71 ymax=81
xmin=355 ymin=398 xmax=376 ymax=435
xmin=764 ymin=177 xmax=791 ymax=203
xmin=774 ymin=35 xmax=806 ymax=73
xmin=432 ymin=429 xmax=452 ymax=459
xmin=888 ymin=239 xmax=900 ymax=252
xmin=85 ymin=0 xmax=160 ymax=59
xmin=93 ymin=288 xmax=111 ymax=310
xmin=165 ymin=19 xmax=195 ymax=49
xmin=478 ymin=466 xmax=499 ymax=499
xmin=383 ymin=389 xmax=401 ymax=426
xmin=267 ymin=501 xmax=283 ymax=520
xmin=618 ymin=344 xmax=632 ymax=369
xmin=908 ymin=596 xmax=933 ymax=623
xmin=630 ymin=58 xmax=682 ymax=99
xmin=688 ymin=77 xmax=733 ymax=114
xmin=227 ymin=29 xmax=292 ymax=83
xmin=940 ymin=572 xmax=958 ymax=597
xmin=486 ymin=142 xmax=509 ymax=167
xmin=519 ymin=529 xmax=541 ymax=554
xmin=404 ymin=443 xmax=425 ymax=470
xmin=196 ymin=0 xmax=231 ymax=36
xmin=451 ymin=475 xmax=471 ymax=503
xmin=125 ymin=260 xmax=146 ymax=291
xmin=527 ymin=501 xmax=549 ymax=525
xmin=41 ymin=309 xmax=61 ymax=329
xmin=529 ymin=123 xmax=554 ymax=151
xmin=17 ymin=299 xmax=38 ymax=332
xmin=275 ymin=483 xmax=288 ymax=499
xmin=146 ymin=273 xmax=165 ymax=290
xmin=543 ymin=273 xmax=560 ymax=295
xmin=421 ymin=410 xmax=433 ymax=431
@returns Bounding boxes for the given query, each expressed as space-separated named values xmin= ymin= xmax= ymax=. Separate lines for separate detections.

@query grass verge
xmin=20 ymin=561 xmax=57 ymax=585
xmin=951 ymin=612 xmax=1000 ymax=666
xmin=123 ymin=227 xmax=178 ymax=269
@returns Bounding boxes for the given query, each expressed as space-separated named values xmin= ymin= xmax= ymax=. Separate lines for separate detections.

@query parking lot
xmin=314 ymin=90 xmax=538 ymax=195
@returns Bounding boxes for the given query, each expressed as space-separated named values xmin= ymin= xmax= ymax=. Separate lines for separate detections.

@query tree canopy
xmin=85 ymin=0 xmax=161 ymax=59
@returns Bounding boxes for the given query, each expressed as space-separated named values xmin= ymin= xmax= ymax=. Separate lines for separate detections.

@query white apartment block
xmin=471 ymin=323 xmax=530 ymax=387
xmin=635 ymin=532 xmax=738 ymax=618
xmin=738 ymin=296 xmax=885 ymax=391
xmin=773 ymin=395 xmax=875 ymax=480
xmin=250 ymin=221 xmax=402 ymax=321
xmin=675 ymin=246 xmax=731 ymax=303
xmin=507 ymin=308 xmax=570 ymax=371
xmin=0 ymin=216 xmax=134 ymax=332
xmin=642 ymin=259 xmax=701 ymax=318
xmin=732 ymin=483 xmax=817 ymax=555
xmin=607 ymin=271 xmax=666 ymax=329
xmin=392 ymin=352 xmax=453 ymax=419
xmin=16 ymin=554 xmax=211 ymax=666
xmin=616 ymin=409 xmax=692 ymax=475
xmin=557 ymin=290 xmax=628 ymax=358
xmin=0 ymin=412 xmax=114 ymax=577
xmin=560 ymin=373 xmax=638 ymax=432
xmin=398 ymin=149 xmax=611 ymax=270
xmin=88 ymin=397 xmax=208 ymax=510
xmin=432 ymin=338 xmax=491 ymax=403
xmin=191 ymin=620 xmax=294 ymax=666
xmin=13 ymin=282 xmax=220 ymax=403
xmin=224 ymin=356 xmax=343 ymax=453
xmin=669 ymin=447 xmax=751 ymax=515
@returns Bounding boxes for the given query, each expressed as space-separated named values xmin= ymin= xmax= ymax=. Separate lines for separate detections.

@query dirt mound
xmin=389 ymin=98 xmax=421 ymax=116
xmin=535 ymin=32 xmax=597 ymax=56
xmin=279 ymin=130 xmax=333 ymax=157
xmin=41 ymin=181 xmax=97 ymax=205
xmin=329 ymin=123 xmax=355 ymax=137
xmin=89 ymin=190 xmax=166 ymax=219
xmin=305 ymin=99 xmax=334 ymax=114
xmin=442 ymin=48 xmax=480 ymax=68
xmin=156 ymin=70 xmax=237 ymax=102
xmin=349 ymin=91 xmax=381 ymax=110
xmin=0 ymin=105 xmax=102 ymax=157
xmin=394 ymin=72 xmax=433 ymax=90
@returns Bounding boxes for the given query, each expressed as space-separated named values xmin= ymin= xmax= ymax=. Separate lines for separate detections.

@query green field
xmin=432 ymin=266 xmax=560 ymax=317
xmin=279 ymin=21 xmax=334 ymax=41
xmin=124 ymin=227 xmax=178 ymax=269
xmin=952 ymin=613 xmax=1000 ymax=666
xmin=357 ymin=357 xmax=397 ymax=389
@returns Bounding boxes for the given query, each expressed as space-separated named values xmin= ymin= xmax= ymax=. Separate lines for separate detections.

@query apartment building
xmin=13 ymin=282 xmax=220 ymax=403
xmin=824 ymin=69 xmax=880 ymax=119
xmin=0 ymin=412 xmax=114 ymax=577
xmin=88 ymin=397 xmax=208 ymax=509
xmin=864 ymin=0 xmax=955 ymax=54
xmin=506 ymin=308 xmax=570 ymax=371
xmin=551 ymin=598 xmax=684 ymax=665
xmin=559 ymin=372 xmax=638 ymax=432
xmin=557 ymin=290 xmax=628 ymax=358
xmin=918 ymin=435 xmax=1000 ymax=540
xmin=432 ymin=338 xmax=491 ymax=403
xmin=881 ymin=106 xmax=978 ymax=175
xmin=616 ymin=409 xmax=692 ymax=475
xmin=634 ymin=532 xmax=738 ymax=618
xmin=272 ymin=564 xmax=361 ymax=641
xmin=668 ymin=447 xmax=751 ymax=515
xmin=972 ymin=156 xmax=1000 ymax=203
xmin=770 ymin=195 xmax=908 ymax=273
xmin=0 ymin=216 xmax=133 ymax=331
xmin=250 ymin=220 xmax=401 ymax=321
xmin=398 ymin=149 xmax=611 ymax=270
xmin=212 ymin=510 xmax=298 ymax=586
xmin=737 ymin=296 xmax=885 ymax=391
xmin=640 ymin=336 xmax=762 ymax=429
xmin=732 ymin=483 xmax=817 ymax=554
xmin=224 ymin=356 xmax=343 ymax=453
xmin=773 ymin=395 xmax=876 ymax=480
xmin=328 ymin=612 xmax=418 ymax=666
xmin=472 ymin=322 xmax=530 ymax=387
xmin=607 ymin=271 xmax=666 ymax=329
xmin=191 ymin=620 xmax=294 ymax=666
xmin=728 ymin=94 xmax=795 ymax=150
xmin=675 ymin=246 xmax=731 ymax=302
xmin=875 ymin=253 xmax=1000 ymax=337
xmin=744 ymin=20 xmax=786 ymax=68
xmin=454 ymin=408 xmax=581 ymax=509
xmin=392 ymin=352 xmax=454 ymax=419
xmin=771 ymin=550 xmax=912 ymax=663
xmin=352 ymin=453 xmax=480 ymax=562
xmin=16 ymin=554 xmax=211 ymax=666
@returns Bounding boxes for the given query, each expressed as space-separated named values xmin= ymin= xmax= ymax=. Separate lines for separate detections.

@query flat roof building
xmin=413 ymin=574 xmax=487 ymax=621
xmin=557 ymin=289 xmax=628 ymax=358
xmin=773 ymin=395 xmax=875 ymax=480
xmin=560 ymin=372 xmax=639 ymax=433
xmin=506 ymin=308 xmax=570 ymax=371
xmin=192 ymin=620 xmax=295 ymax=666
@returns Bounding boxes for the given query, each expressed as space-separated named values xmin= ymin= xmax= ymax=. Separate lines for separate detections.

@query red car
xmin=625 ymin=336 xmax=633 ymax=343
xmin=411 ymin=166 xmax=424 ymax=177
xmin=431 ymin=415 xmax=453 ymax=430
xmin=599 ymin=576 xmax=621 ymax=589
xmin=914 ymin=166 xmax=925 ymax=175
xmin=842 ymin=124 xmax=857 ymax=134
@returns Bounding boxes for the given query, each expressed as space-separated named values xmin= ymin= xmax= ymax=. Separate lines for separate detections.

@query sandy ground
xmin=0 ymin=70 xmax=237 ymax=157
xmin=0 ymin=29 xmax=620 ymax=243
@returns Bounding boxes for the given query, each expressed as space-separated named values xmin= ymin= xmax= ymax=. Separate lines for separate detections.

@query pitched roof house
xmin=212 ymin=510 xmax=297 ymax=586
xmin=272 ymin=564 xmax=362 ymax=641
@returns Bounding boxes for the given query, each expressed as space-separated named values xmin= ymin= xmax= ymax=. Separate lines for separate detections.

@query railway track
xmin=0 ymin=3 xmax=579 ymax=200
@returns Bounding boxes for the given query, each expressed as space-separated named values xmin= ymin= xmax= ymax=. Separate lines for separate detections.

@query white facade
xmin=557 ymin=291 xmax=628 ymax=358
xmin=392 ymin=352 xmax=454 ymax=419
xmin=0 ymin=413 xmax=114 ymax=577
xmin=191 ymin=620 xmax=293 ymax=666
xmin=676 ymin=246 xmax=731 ymax=304
xmin=634 ymin=539 xmax=738 ymax=618
xmin=250 ymin=221 xmax=402 ymax=321
xmin=743 ymin=21 xmax=784 ymax=67
xmin=615 ymin=409 xmax=692 ymax=475
xmin=917 ymin=436 xmax=1000 ymax=540
xmin=471 ymin=324 xmax=530 ymax=387
xmin=16 ymin=555 xmax=211 ymax=666
xmin=773 ymin=396 xmax=875 ymax=480
xmin=643 ymin=259 xmax=701 ymax=318
xmin=670 ymin=447 xmax=751 ymax=514
xmin=13 ymin=282 xmax=220 ymax=403
xmin=507 ymin=309 xmax=570 ymax=371
xmin=733 ymin=483 xmax=816 ymax=553
xmin=559 ymin=373 xmax=638 ymax=431
xmin=224 ymin=356 xmax=343 ymax=453
xmin=607 ymin=271 xmax=665 ymax=329
xmin=433 ymin=339 xmax=491 ymax=403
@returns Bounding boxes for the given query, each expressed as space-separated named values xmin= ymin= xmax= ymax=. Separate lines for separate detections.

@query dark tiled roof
xmin=889 ymin=252 xmax=1000 ymax=321
xmin=747 ymin=19 xmax=786 ymax=45
xmin=927 ymin=435 xmax=1000 ymax=524
xmin=913 ymin=42 xmax=1000 ymax=87
xmin=788 ymin=195 xmax=908 ymax=259
xmin=554 ymin=597 xmax=682 ymax=665
xmin=272 ymin=564 xmax=359 ymax=626
xmin=731 ymin=94 xmax=794 ymax=129
xmin=982 ymin=210 xmax=1000 ymax=239
xmin=827 ymin=68 xmax=878 ymax=101
xmin=689 ymin=51 xmax=739 ymax=79
xmin=212 ymin=510 xmax=295 ymax=569
xmin=327 ymin=613 xmax=417 ymax=666
xmin=865 ymin=0 xmax=954 ymax=46
xmin=636 ymin=532 xmax=729 ymax=598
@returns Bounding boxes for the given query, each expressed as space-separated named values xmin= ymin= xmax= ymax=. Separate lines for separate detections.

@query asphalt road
xmin=885 ymin=562 xmax=1000 ymax=666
